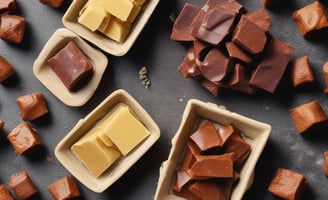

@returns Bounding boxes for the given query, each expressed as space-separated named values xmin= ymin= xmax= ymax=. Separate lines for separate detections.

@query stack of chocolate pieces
xmin=172 ymin=0 xmax=294 ymax=96
xmin=172 ymin=121 xmax=251 ymax=200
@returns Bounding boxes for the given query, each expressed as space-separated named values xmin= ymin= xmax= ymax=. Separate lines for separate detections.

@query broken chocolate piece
xmin=224 ymin=64 xmax=257 ymax=94
xmin=244 ymin=9 xmax=271 ymax=32
xmin=178 ymin=46 xmax=202 ymax=78
xmin=0 ymin=0 xmax=16 ymax=13
xmin=290 ymin=56 xmax=314 ymax=87
xmin=48 ymin=176 xmax=81 ymax=200
xmin=225 ymin=42 xmax=252 ymax=64
xmin=0 ymin=184 xmax=14 ymax=200
xmin=0 ymin=14 xmax=26 ymax=43
xmin=173 ymin=169 xmax=193 ymax=193
xmin=16 ymin=92 xmax=48 ymax=121
xmin=9 ymin=171 xmax=37 ymax=200
xmin=0 ymin=55 xmax=15 ymax=83
xmin=189 ymin=179 xmax=234 ymax=200
xmin=200 ymin=78 xmax=221 ymax=96
xmin=202 ymin=0 xmax=244 ymax=15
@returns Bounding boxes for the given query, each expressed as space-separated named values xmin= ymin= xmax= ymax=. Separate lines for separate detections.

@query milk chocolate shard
xmin=0 ymin=55 xmax=15 ymax=83
xmin=189 ymin=179 xmax=234 ymax=200
xmin=48 ymin=176 xmax=81 ymax=199
xmin=289 ymin=100 xmax=328 ymax=134
xmin=249 ymin=36 xmax=294 ymax=93
xmin=9 ymin=171 xmax=37 ymax=200
xmin=225 ymin=42 xmax=252 ymax=64
xmin=290 ymin=56 xmax=314 ymax=87
xmin=47 ymin=41 xmax=94 ymax=92
xmin=268 ymin=168 xmax=308 ymax=200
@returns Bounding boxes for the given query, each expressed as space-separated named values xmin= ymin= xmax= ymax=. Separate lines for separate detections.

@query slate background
xmin=1 ymin=0 xmax=328 ymax=199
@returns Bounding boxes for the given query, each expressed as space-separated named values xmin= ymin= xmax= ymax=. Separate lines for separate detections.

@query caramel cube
xmin=48 ymin=176 xmax=81 ymax=200
xmin=0 ymin=14 xmax=26 ymax=43
xmin=0 ymin=120 xmax=4 ymax=131
xmin=16 ymin=92 xmax=48 ymax=121
xmin=290 ymin=56 xmax=314 ymax=87
xmin=0 ymin=0 xmax=16 ymax=13
xmin=0 ymin=184 xmax=14 ymax=200
xmin=9 ymin=171 xmax=37 ymax=200
xmin=0 ymin=55 xmax=15 ymax=83
xmin=39 ymin=0 xmax=64 ymax=8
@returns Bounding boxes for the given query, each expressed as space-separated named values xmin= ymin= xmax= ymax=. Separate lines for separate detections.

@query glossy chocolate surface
xmin=9 ymin=171 xmax=37 ymax=200
xmin=0 ymin=14 xmax=26 ymax=43
xmin=16 ymin=92 xmax=48 ymax=121
xmin=48 ymin=176 xmax=80 ymax=200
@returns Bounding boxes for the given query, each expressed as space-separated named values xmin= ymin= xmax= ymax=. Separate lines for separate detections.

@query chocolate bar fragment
xmin=189 ymin=179 xmax=234 ymax=200
xmin=48 ymin=176 xmax=81 ymax=200
xmin=7 ymin=122 xmax=43 ymax=155
xmin=244 ymin=9 xmax=271 ymax=32
xmin=290 ymin=56 xmax=314 ymax=87
xmin=225 ymin=42 xmax=252 ymax=64
xmin=268 ymin=168 xmax=308 ymax=200
xmin=0 ymin=14 xmax=26 ymax=43
xmin=178 ymin=46 xmax=202 ymax=78
xmin=200 ymin=78 xmax=221 ymax=97
xmin=39 ymin=0 xmax=64 ymax=8
xmin=202 ymin=0 xmax=244 ymax=14
xmin=16 ymin=92 xmax=48 ymax=121
xmin=47 ymin=41 xmax=94 ymax=92
xmin=9 ymin=171 xmax=37 ymax=200
xmin=224 ymin=64 xmax=257 ymax=94
xmin=0 ymin=0 xmax=16 ymax=13
xmin=289 ymin=100 xmax=328 ymax=134
xmin=0 ymin=184 xmax=14 ymax=200
xmin=0 ymin=55 xmax=15 ymax=83
xmin=324 ymin=151 xmax=328 ymax=177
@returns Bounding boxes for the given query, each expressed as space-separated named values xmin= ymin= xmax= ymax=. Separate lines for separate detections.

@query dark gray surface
xmin=1 ymin=0 xmax=328 ymax=199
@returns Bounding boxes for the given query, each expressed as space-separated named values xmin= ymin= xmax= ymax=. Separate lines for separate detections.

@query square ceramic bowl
xmin=62 ymin=0 xmax=160 ymax=56
xmin=33 ymin=28 xmax=108 ymax=107
xmin=154 ymin=99 xmax=271 ymax=200
xmin=55 ymin=89 xmax=160 ymax=192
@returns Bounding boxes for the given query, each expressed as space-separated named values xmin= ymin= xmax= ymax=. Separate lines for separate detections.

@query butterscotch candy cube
xmin=48 ymin=176 xmax=81 ymax=200
xmin=290 ymin=56 xmax=314 ymax=87
xmin=0 ymin=184 xmax=14 ymax=200
xmin=9 ymin=171 xmax=37 ymax=200
xmin=0 ymin=55 xmax=15 ymax=83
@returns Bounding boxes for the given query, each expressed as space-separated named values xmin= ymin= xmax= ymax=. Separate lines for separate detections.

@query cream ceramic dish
xmin=62 ymin=0 xmax=160 ymax=56
xmin=154 ymin=99 xmax=271 ymax=200
xmin=33 ymin=28 xmax=108 ymax=107
xmin=54 ymin=89 xmax=160 ymax=193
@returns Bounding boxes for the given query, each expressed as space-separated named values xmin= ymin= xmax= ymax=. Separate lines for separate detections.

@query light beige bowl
xmin=154 ymin=99 xmax=271 ymax=200
xmin=33 ymin=28 xmax=108 ymax=107
xmin=54 ymin=89 xmax=160 ymax=192
xmin=62 ymin=0 xmax=160 ymax=56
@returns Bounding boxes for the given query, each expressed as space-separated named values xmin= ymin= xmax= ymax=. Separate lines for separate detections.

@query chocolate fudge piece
xmin=0 ymin=55 xmax=15 ymax=83
xmin=9 ymin=171 xmax=37 ymax=200
xmin=290 ymin=56 xmax=314 ymax=87
xmin=322 ymin=61 xmax=328 ymax=95
xmin=0 ymin=14 xmax=26 ymax=43
xmin=289 ymin=100 xmax=328 ymax=134
xmin=47 ymin=41 xmax=94 ymax=92
xmin=0 ymin=0 xmax=16 ymax=13
xmin=48 ymin=176 xmax=81 ymax=200
xmin=0 ymin=184 xmax=14 ymax=200
xmin=268 ymin=168 xmax=308 ymax=200
xmin=249 ymin=37 xmax=294 ymax=93
xmin=225 ymin=42 xmax=252 ymax=64
xmin=292 ymin=1 xmax=328 ymax=37
xmin=16 ymin=92 xmax=48 ymax=121
xmin=39 ymin=0 xmax=64 ymax=8
xmin=244 ymin=9 xmax=271 ymax=32
xmin=324 ymin=151 xmax=328 ymax=177
xmin=189 ymin=179 xmax=233 ymax=200
xmin=7 ymin=122 xmax=43 ymax=155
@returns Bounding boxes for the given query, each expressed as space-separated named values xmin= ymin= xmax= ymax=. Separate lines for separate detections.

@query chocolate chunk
xmin=9 ymin=171 xmax=37 ymax=200
xmin=290 ymin=56 xmax=314 ymax=87
xmin=171 ymin=3 xmax=200 ymax=42
xmin=200 ymin=78 xmax=221 ymax=96
xmin=322 ymin=61 xmax=328 ymax=95
xmin=289 ymin=100 xmax=328 ymax=134
xmin=224 ymin=64 xmax=257 ymax=94
xmin=47 ymin=41 xmax=94 ymax=92
xmin=7 ymin=122 xmax=43 ymax=155
xmin=0 ymin=14 xmax=26 ymax=43
xmin=292 ymin=1 xmax=328 ymax=37
xmin=39 ymin=0 xmax=64 ymax=8
xmin=249 ymin=37 xmax=294 ymax=93
xmin=202 ymin=0 xmax=244 ymax=15
xmin=189 ymin=179 xmax=234 ymax=200
xmin=0 ymin=55 xmax=15 ymax=83
xmin=191 ymin=8 xmax=236 ymax=45
xmin=0 ymin=120 xmax=4 ymax=131
xmin=324 ymin=151 xmax=328 ymax=177
xmin=244 ymin=9 xmax=271 ymax=32
xmin=268 ymin=168 xmax=308 ymax=200
xmin=16 ymin=92 xmax=48 ymax=121
xmin=0 ymin=184 xmax=14 ymax=200
xmin=48 ymin=176 xmax=81 ymax=200
xmin=0 ymin=0 xmax=16 ymax=14
xmin=199 ymin=48 xmax=233 ymax=83
xmin=173 ymin=169 xmax=193 ymax=193
xmin=232 ymin=16 xmax=267 ymax=54
xmin=225 ymin=42 xmax=252 ymax=64
xmin=178 ymin=46 xmax=202 ymax=78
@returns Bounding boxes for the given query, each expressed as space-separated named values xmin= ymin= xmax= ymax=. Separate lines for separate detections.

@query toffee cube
xmin=0 ymin=14 xmax=26 ymax=43
xmin=0 ymin=55 xmax=15 ymax=83
xmin=16 ymin=92 xmax=48 ymax=121
xmin=290 ymin=56 xmax=314 ymax=87
xmin=9 ymin=171 xmax=37 ymax=200
xmin=48 ymin=176 xmax=81 ymax=200
xmin=0 ymin=120 xmax=4 ymax=131
xmin=0 ymin=184 xmax=14 ymax=200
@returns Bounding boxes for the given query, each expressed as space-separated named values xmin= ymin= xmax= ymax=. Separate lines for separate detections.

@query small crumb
xmin=138 ymin=66 xmax=151 ymax=89
xmin=179 ymin=98 xmax=183 ymax=102
xmin=46 ymin=156 xmax=52 ymax=162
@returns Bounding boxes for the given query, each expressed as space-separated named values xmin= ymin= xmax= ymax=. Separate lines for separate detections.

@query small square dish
xmin=154 ymin=99 xmax=271 ymax=200
xmin=62 ymin=0 xmax=160 ymax=56
xmin=54 ymin=89 xmax=160 ymax=193
xmin=33 ymin=28 xmax=108 ymax=107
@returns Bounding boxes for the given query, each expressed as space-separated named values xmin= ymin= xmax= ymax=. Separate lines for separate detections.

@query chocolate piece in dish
xmin=292 ymin=1 xmax=328 ymax=38
xmin=268 ymin=168 xmax=308 ymax=200
xmin=0 ymin=0 xmax=16 ymax=13
xmin=9 ymin=171 xmax=37 ymax=200
xmin=0 ymin=55 xmax=15 ymax=83
xmin=47 ymin=41 xmax=94 ymax=92
xmin=0 ymin=14 xmax=26 ymax=43
xmin=290 ymin=56 xmax=314 ymax=87
xmin=0 ymin=184 xmax=14 ymax=200
xmin=16 ymin=92 xmax=48 ymax=121
xmin=7 ymin=122 xmax=43 ymax=155
xmin=0 ymin=120 xmax=4 ymax=131
xmin=39 ymin=0 xmax=64 ymax=8
xmin=289 ymin=100 xmax=328 ymax=134
xmin=48 ymin=176 xmax=81 ymax=200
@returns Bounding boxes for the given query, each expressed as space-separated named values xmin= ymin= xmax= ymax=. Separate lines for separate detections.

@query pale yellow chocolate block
xmin=97 ymin=131 xmax=114 ymax=147
xmin=99 ymin=0 xmax=135 ymax=22
xmin=71 ymin=128 xmax=121 ymax=177
xmin=101 ymin=18 xmax=132 ymax=43
xmin=127 ymin=4 xmax=141 ymax=23
xmin=130 ymin=0 xmax=146 ymax=6
xmin=78 ymin=5 xmax=109 ymax=32
xmin=100 ymin=105 xmax=150 ymax=155
xmin=97 ymin=14 xmax=111 ymax=33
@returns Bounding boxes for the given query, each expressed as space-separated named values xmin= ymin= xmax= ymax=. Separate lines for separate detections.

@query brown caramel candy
xmin=290 ymin=56 xmax=314 ymax=87
xmin=7 ymin=122 xmax=43 ymax=155
xmin=9 ymin=171 xmax=37 ymax=200
xmin=0 ymin=120 xmax=4 ymax=131
xmin=322 ymin=61 xmax=328 ymax=94
xmin=268 ymin=168 xmax=308 ymax=200
xmin=0 ymin=55 xmax=15 ymax=83
xmin=0 ymin=0 xmax=16 ymax=13
xmin=292 ymin=1 xmax=328 ymax=37
xmin=48 ymin=176 xmax=81 ymax=200
xmin=39 ymin=0 xmax=64 ymax=8
xmin=324 ymin=151 xmax=328 ymax=177
xmin=47 ymin=41 xmax=94 ymax=92
xmin=289 ymin=100 xmax=328 ymax=134
xmin=16 ymin=92 xmax=48 ymax=121
xmin=0 ymin=14 xmax=26 ymax=43
xmin=0 ymin=184 xmax=14 ymax=200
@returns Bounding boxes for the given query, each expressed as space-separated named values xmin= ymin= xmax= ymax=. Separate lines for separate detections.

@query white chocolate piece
xmin=99 ymin=0 xmax=135 ymax=22
xmin=100 ymin=18 xmax=132 ymax=43
xmin=78 ymin=4 xmax=110 ymax=32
